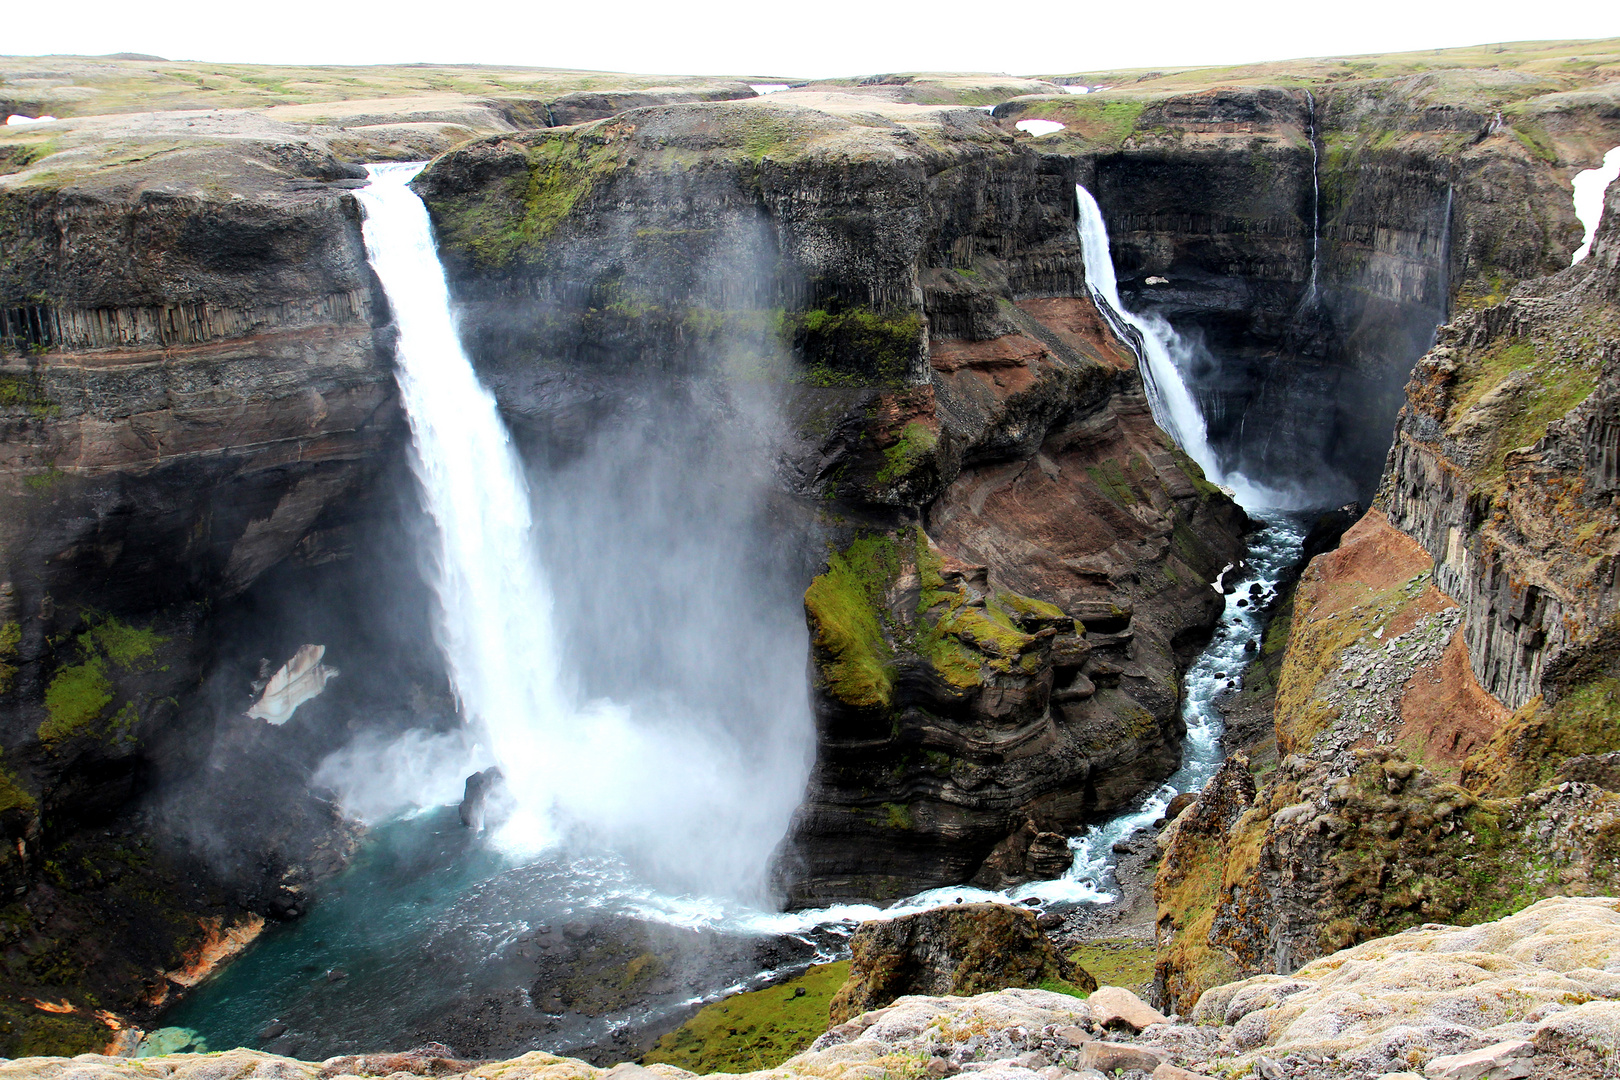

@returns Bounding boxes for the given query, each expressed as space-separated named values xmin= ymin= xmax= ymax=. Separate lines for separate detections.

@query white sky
xmin=4 ymin=0 xmax=1616 ymax=79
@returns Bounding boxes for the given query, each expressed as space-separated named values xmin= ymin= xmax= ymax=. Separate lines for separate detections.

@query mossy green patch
xmin=0 ymin=760 xmax=35 ymax=815
xmin=1465 ymin=677 xmax=1620 ymax=795
xmin=1448 ymin=334 xmax=1600 ymax=493
xmin=37 ymin=616 xmax=166 ymax=746
xmin=1085 ymin=457 xmax=1137 ymax=506
xmin=0 ymin=1000 xmax=109 ymax=1059
xmin=429 ymin=129 xmax=627 ymax=269
xmin=1067 ymin=938 xmax=1157 ymax=995
xmin=1509 ymin=121 xmax=1559 ymax=163
xmin=1017 ymin=98 xmax=1145 ymax=148
xmin=0 ymin=374 xmax=55 ymax=419
xmin=643 ymin=961 xmax=851 ymax=1074
xmin=40 ymin=658 xmax=113 ymax=744
xmin=995 ymin=591 xmax=1066 ymax=624
xmin=804 ymin=536 xmax=901 ymax=708
xmin=875 ymin=421 xmax=938 ymax=485
xmin=786 ymin=307 xmax=923 ymax=386
xmin=0 ymin=621 xmax=18 ymax=695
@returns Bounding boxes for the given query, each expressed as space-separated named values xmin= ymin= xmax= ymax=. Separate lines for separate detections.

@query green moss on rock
xmin=37 ymin=616 xmax=166 ymax=746
xmin=429 ymin=129 xmax=628 ymax=269
xmin=787 ymin=307 xmax=923 ymax=386
xmin=0 ymin=621 xmax=18 ymax=695
xmin=875 ymin=421 xmax=938 ymax=485
xmin=804 ymin=536 xmax=901 ymax=708
xmin=643 ymin=961 xmax=851 ymax=1074
xmin=40 ymin=658 xmax=113 ymax=744
xmin=829 ymin=903 xmax=1093 ymax=1024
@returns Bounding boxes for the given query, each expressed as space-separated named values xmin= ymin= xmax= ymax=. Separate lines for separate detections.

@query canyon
xmin=0 ymin=37 xmax=1617 ymax=1067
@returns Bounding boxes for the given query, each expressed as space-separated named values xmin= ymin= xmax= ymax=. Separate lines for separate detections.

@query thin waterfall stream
xmin=1303 ymin=91 xmax=1321 ymax=309
xmin=151 ymin=169 xmax=1316 ymax=1061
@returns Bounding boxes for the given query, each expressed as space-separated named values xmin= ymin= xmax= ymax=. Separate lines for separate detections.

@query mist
xmin=307 ymin=165 xmax=813 ymax=907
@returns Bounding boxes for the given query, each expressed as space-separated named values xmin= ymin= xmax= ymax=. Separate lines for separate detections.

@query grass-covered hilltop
xmin=1 ymin=31 xmax=1619 ymax=1079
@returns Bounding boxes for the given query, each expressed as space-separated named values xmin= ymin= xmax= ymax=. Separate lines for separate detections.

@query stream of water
xmin=151 ymin=167 xmax=1312 ymax=1062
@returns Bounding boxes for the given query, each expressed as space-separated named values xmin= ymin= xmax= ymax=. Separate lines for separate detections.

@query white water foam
xmin=1573 ymin=146 xmax=1620 ymax=264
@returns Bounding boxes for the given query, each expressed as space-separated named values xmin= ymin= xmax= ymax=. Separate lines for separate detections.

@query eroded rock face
xmin=1087 ymin=84 xmax=1605 ymax=501
xmin=827 ymin=902 xmax=1089 ymax=1023
xmin=0 ymin=136 xmax=434 ymax=1052
xmin=1380 ymin=179 xmax=1620 ymax=744
xmin=1152 ymin=185 xmax=1620 ymax=1014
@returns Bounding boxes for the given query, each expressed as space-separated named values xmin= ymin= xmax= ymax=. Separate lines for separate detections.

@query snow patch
xmin=1572 ymin=145 xmax=1620 ymax=264
xmin=1015 ymin=119 xmax=1065 ymax=137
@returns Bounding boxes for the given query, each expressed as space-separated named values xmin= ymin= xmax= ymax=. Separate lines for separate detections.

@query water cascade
xmin=354 ymin=163 xmax=567 ymax=850
xmin=1301 ymin=91 xmax=1321 ymax=308
xmin=1075 ymin=184 xmax=1219 ymax=478
xmin=161 ymin=169 xmax=1313 ymax=1060
xmin=350 ymin=163 xmax=809 ymax=895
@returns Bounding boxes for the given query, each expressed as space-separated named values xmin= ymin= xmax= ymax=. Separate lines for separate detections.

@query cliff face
xmin=1151 ymin=181 xmax=1620 ymax=1014
xmin=417 ymin=100 xmax=1249 ymax=905
xmin=993 ymin=78 xmax=1618 ymax=501
xmin=0 ymin=134 xmax=437 ymax=1052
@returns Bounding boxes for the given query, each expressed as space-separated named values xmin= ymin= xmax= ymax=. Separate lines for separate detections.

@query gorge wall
xmin=997 ymin=80 xmax=1610 ymax=502
xmin=1152 ymin=178 xmax=1620 ymax=1014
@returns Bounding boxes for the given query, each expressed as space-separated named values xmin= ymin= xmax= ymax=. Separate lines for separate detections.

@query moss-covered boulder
xmin=828 ymin=902 xmax=1093 ymax=1023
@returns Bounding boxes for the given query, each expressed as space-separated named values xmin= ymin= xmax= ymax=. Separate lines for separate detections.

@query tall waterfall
xmin=1302 ymin=90 xmax=1321 ymax=308
xmin=355 ymin=164 xmax=568 ymax=854
xmin=352 ymin=163 xmax=809 ymax=898
xmin=1074 ymin=184 xmax=1221 ymax=481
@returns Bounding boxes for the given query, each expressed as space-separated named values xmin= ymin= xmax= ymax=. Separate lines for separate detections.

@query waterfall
xmin=1302 ymin=91 xmax=1321 ymax=308
xmin=355 ymin=163 xmax=568 ymax=857
xmin=1074 ymin=184 xmax=1221 ymax=481
xmin=352 ymin=163 xmax=809 ymax=897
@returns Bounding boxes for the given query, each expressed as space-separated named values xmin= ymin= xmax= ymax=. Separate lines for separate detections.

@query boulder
xmin=1422 ymin=1039 xmax=1533 ymax=1079
xmin=828 ymin=903 xmax=1093 ymax=1023
xmin=1078 ymin=1042 xmax=1163 ymax=1072
xmin=1085 ymin=985 xmax=1169 ymax=1032
xmin=1532 ymin=1000 xmax=1620 ymax=1059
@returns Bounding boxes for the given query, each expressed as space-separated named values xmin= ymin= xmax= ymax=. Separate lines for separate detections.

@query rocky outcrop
xmin=1380 ymin=178 xmax=1620 ymax=742
xmin=0 ymin=129 xmax=438 ymax=1053
xmin=992 ymin=79 xmax=1619 ymax=501
xmin=827 ymin=902 xmax=1090 ymax=1023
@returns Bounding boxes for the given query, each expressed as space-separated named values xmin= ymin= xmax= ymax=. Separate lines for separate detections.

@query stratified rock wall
xmin=1151 ymin=178 xmax=1620 ymax=1016
xmin=1087 ymin=83 xmax=1607 ymax=500
xmin=417 ymin=103 xmax=1250 ymax=905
